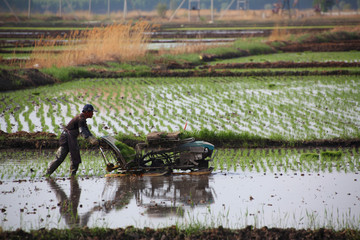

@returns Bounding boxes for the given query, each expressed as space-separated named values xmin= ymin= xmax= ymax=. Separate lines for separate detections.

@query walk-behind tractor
xmin=99 ymin=132 xmax=216 ymax=176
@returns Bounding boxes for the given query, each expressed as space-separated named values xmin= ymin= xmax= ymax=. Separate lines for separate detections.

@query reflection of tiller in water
xmin=47 ymin=175 xmax=215 ymax=227
xmin=101 ymin=175 xmax=215 ymax=218
xmin=99 ymin=131 xmax=217 ymax=176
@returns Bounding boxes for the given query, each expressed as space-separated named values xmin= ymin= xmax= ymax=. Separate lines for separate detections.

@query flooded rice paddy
xmin=0 ymin=149 xmax=359 ymax=231
xmin=1 ymin=76 xmax=359 ymax=141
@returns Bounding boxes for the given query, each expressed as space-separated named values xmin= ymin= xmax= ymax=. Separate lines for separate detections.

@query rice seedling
xmin=300 ymin=153 xmax=320 ymax=161
xmin=4 ymin=111 xmax=12 ymax=133
xmin=238 ymin=149 xmax=247 ymax=172
xmin=1 ymin=75 xmax=359 ymax=145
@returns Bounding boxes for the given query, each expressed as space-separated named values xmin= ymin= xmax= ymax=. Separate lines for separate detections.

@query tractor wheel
xmin=140 ymin=152 xmax=171 ymax=168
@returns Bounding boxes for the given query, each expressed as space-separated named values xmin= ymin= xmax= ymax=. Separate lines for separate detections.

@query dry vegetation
xmin=331 ymin=25 xmax=360 ymax=33
xmin=268 ymin=24 xmax=360 ymax=43
xmin=24 ymin=20 xmax=228 ymax=68
xmin=26 ymin=21 xmax=152 ymax=68
xmin=267 ymin=26 xmax=294 ymax=41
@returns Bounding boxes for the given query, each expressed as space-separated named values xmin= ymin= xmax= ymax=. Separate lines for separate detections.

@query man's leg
xmin=45 ymin=145 xmax=69 ymax=176
xmin=69 ymin=139 xmax=81 ymax=176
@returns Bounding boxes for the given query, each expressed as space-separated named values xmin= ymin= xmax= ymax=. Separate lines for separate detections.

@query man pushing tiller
xmin=45 ymin=104 xmax=99 ymax=177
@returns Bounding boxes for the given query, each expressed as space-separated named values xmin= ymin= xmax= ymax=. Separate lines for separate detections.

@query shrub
xmin=156 ymin=3 xmax=167 ymax=18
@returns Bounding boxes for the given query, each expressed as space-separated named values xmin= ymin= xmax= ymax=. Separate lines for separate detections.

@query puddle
xmin=0 ymin=170 xmax=359 ymax=231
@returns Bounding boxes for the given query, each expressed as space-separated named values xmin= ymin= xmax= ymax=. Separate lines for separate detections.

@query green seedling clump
xmin=321 ymin=151 xmax=343 ymax=158
xmin=300 ymin=153 xmax=320 ymax=160
xmin=115 ymin=141 xmax=136 ymax=162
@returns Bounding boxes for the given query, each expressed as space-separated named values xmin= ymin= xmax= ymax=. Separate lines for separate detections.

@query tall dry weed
xmin=331 ymin=25 xmax=360 ymax=33
xmin=26 ymin=22 xmax=151 ymax=68
xmin=268 ymin=26 xmax=293 ymax=42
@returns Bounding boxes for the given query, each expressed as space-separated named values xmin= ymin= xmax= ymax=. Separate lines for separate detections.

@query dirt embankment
xmin=202 ymin=61 xmax=360 ymax=69
xmin=1 ymin=226 xmax=359 ymax=240
xmin=277 ymin=40 xmax=360 ymax=52
xmin=0 ymin=69 xmax=58 ymax=91
xmin=1 ymin=130 xmax=359 ymax=150
xmin=0 ymin=131 xmax=100 ymax=150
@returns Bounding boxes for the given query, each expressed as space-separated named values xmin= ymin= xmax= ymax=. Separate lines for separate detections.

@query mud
xmin=1 ymin=130 xmax=359 ymax=149
xmin=0 ymin=69 xmax=58 ymax=91
xmin=277 ymin=40 xmax=360 ymax=52
xmin=0 ymin=27 xmax=330 ymax=42
xmin=202 ymin=61 xmax=360 ymax=69
xmin=1 ymin=226 xmax=358 ymax=240
xmin=0 ymin=131 xmax=94 ymax=149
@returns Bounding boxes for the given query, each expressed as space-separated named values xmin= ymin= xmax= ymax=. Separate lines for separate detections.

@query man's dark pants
xmin=46 ymin=130 xmax=82 ymax=176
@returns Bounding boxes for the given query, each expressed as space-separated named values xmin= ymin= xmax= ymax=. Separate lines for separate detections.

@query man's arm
xmin=79 ymin=119 xmax=98 ymax=145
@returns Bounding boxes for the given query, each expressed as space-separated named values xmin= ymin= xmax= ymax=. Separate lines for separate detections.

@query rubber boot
xmin=70 ymin=162 xmax=79 ymax=176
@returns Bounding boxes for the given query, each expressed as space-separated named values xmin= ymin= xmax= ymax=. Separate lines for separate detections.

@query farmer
xmin=45 ymin=104 xmax=99 ymax=177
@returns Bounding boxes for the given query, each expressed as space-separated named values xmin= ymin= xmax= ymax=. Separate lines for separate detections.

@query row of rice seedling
xmin=0 ymin=150 xmax=107 ymax=179
xmin=0 ymin=148 xmax=358 ymax=180
xmin=211 ymin=148 xmax=360 ymax=173
xmin=0 ymin=75 xmax=359 ymax=141
xmin=214 ymin=51 xmax=360 ymax=64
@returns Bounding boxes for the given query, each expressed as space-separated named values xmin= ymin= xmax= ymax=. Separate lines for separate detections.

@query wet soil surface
xmin=1 ymin=130 xmax=359 ymax=149
xmin=0 ymin=27 xmax=329 ymax=41
xmin=277 ymin=40 xmax=360 ymax=52
xmin=0 ymin=131 xmax=91 ymax=149
xmin=1 ymin=226 xmax=359 ymax=240
xmin=203 ymin=61 xmax=360 ymax=69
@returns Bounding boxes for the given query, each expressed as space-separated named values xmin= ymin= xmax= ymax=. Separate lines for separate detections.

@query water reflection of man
xmin=47 ymin=177 xmax=91 ymax=227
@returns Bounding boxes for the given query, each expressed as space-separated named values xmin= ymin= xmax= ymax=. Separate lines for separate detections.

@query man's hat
xmin=83 ymin=104 xmax=97 ymax=112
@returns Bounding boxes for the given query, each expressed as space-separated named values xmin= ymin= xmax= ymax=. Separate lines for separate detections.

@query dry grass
xmin=331 ymin=25 xmax=360 ymax=33
xmin=26 ymin=21 xmax=151 ymax=68
xmin=268 ymin=24 xmax=360 ymax=43
xmin=267 ymin=26 xmax=294 ymax=42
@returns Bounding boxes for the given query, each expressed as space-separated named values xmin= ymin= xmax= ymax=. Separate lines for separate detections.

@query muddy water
xmin=0 ymin=170 xmax=359 ymax=231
